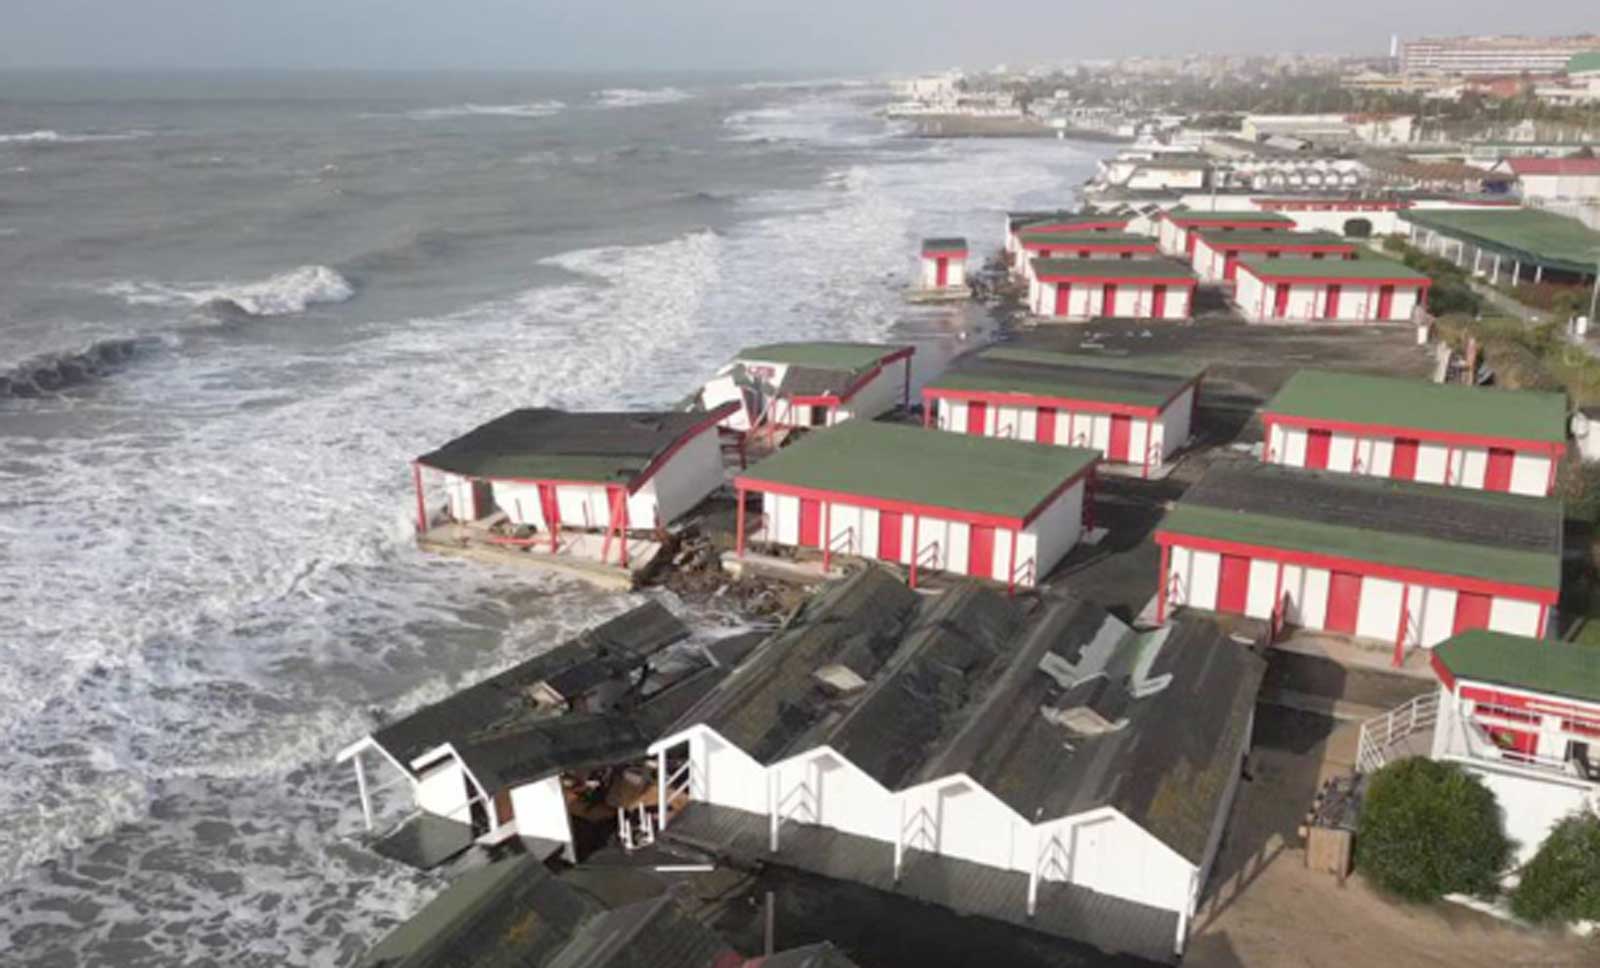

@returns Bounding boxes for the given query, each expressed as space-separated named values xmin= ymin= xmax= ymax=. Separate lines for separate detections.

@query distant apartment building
xmin=1400 ymin=35 xmax=1600 ymax=76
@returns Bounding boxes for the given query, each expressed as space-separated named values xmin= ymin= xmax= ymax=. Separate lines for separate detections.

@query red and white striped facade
xmin=1029 ymin=267 xmax=1195 ymax=321
xmin=734 ymin=467 xmax=1095 ymax=591
xmin=1190 ymin=234 xmax=1357 ymax=283
xmin=924 ymin=378 xmax=1200 ymax=477
xmin=1234 ymin=264 xmax=1429 ymax=324
xmin=920 ymin=241 xmax=968 ymax=290
xmin=1016 ymin=236 xmax=1158 ymax=281
xmin=1005 ymin=214 xmax=1131 ymax=275
xmin=1154 ymin=534 xmax=1554 ymax=649
xmin=1155 ymin=213 xmax=1295 ymax=257
xmin=1262 ymin=416 xmax=1563 ymax=497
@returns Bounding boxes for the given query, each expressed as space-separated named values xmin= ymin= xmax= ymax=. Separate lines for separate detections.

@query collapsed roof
xmin=667 ymin=567 xmax=1266 ymax=862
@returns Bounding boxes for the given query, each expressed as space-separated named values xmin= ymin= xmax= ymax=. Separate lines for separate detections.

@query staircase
xmin=1356 ymin=691 xmax=1439 ymax=774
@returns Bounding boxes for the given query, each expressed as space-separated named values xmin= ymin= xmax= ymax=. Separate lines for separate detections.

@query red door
xmin=1217 ymin=554 xmax=1252 ymax=614
xmin=1453 ymin=591 xmax=1492 ymax=634
xmin=1036 ymin=407 xmax=1057 ymax=444
xmin=1101 ymin=283 xmax=1118 ymax=317
xmin=537 ymin=483 xmax=561 ymax=528
xmin=1150 ymin=285 xmax=1167 ymax=318
xmin=1305 ymin=428 xmax=1333 ymax=470
xmin=968 ymin=525 xmax=996 ymax=579
xmin=1391 ymin=437 xmax=1419 ymax=480
xmin=935 ymin=257 xmax=948 ymax=288
xmin=1325 ymin=571 xmax=1363 ymax=634
xmin=1224 ymin=253 xmax=1239 ymax=281
xmin=1325 ymin=284 xmax=1342 ymax=320
xmin=1273 ymin=283 xmax=1291 ymax=319
xmin=1053 ymin=282 xmax=1071 ymax=316
xmin=1484 ymin=447 xmax=1515 ymax=492
xmin=1185 ymin=232 xmax=1197 ymax=256
xmin=1376 ymin=285 xmax=1395 ymax=320
xmin=965 ymin=401 xmax=988 ymax=435
xmin=1108 ymin=414 xmax=1133 ymax=461
xmin=878 ymin=510 xmax=903 ymax=563
xmin=799 ymin=499 xmax=822 ymax=548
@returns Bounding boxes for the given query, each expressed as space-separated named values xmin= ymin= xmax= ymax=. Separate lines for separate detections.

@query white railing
xmin=1357 ymin=691 xmax=1439 ymax=773
xmin=1434 ymin=708 xmax=1600 ymax=787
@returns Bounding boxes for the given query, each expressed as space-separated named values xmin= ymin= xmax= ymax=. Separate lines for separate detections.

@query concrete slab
xmin=418 ymin=523 xmax=661 ymax=591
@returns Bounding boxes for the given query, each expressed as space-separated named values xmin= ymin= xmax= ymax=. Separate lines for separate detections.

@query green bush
xmin=1428 ymin=279 xmax=1483 ymax=317
xmin=1382 ymin=235 xmax=1408 ymax=254
xmin=1356 ymin=758 xmax=1511 ymax=902
xmin=1510 ymin=809 xmax=1600 ymax=924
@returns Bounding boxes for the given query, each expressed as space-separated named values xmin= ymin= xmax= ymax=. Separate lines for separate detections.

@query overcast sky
xmin=1 ymin=0 xmax=1596 ymax=72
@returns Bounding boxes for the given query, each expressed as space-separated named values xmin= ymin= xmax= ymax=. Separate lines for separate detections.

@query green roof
xmin=1401 ymin=208 xmax=1600 ymax=276
xmin=1161 ymin=470 xmax=1562 ymax=590
xmin=1192 ymin=229 xmax=1352 ymax=248
xmin=1031 ymin=258 xmax=1195 ymax=281
xmin=922 ymin=237 xmax=967 ymax=252
xmin=1239 ymin=257 xmax=1429 ymax=282
xmin=1016 ymin=214 xmax=1127 ymax=231
xmin=738 ymin=420 xmax=1098 ymax=522
xmin=1166 ymin=208 xmax=1296 ymax=225
xmin=737 ymin=342 xmax=907 ymax=373
xmin=1265 ymin=369 xmax=1567 ymax=444
xmin=1018 ymin=232 xmax=1157 ymax=248
xmin=928 ymin=349 xmax=1203 ymax=408
xmin=1568 ymin=51 xmax=1600 ymax=75
xmin=1435 ymin=630 xmax=1600 ymax=703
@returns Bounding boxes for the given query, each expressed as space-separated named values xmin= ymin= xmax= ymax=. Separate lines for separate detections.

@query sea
xmin=0 ymin=70 xmax=1100 ymax=967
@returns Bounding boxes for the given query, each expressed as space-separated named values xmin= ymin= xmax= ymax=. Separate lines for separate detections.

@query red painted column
xmin=735 ymin=486 xmax=747 ymax=558
xmin=1537 ymin=604 xmax=1549 ymax=640
xmin=1007 ymin=528 xmax=1019 ymax=597
xmin=412 ymin=463 xmax=427 ymax=533
xmin=620 ymin=489 xmax=631 ymax=568
xmin=1156 ymin=543 xmax=1171 ymax=624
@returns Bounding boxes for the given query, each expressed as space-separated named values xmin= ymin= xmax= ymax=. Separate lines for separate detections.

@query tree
xmin=1356 ymin=758 xmax=1511 ymax=902
xmin=1510 ymin=809 xmax=1600 ymax=924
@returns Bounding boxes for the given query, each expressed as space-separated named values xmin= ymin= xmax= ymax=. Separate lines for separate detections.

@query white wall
xmin=696 ymin=730 xmax=770 ymax=815
xmin=1036 ymin=809 xmax=1197 ymax=914
xmin=1464 ymin=766 xmax=1597 ymax=865
xmin=900 ymin=777 xmax=1032 ymax=873
xmin=1023 ymin=481 xmax=1084 ymax=583
xmin=636 ymin=428 xmax=726 ymax=526
xmin=1166 ymin=541 xmax=1548 ymax=646
xmin=1267 ymin=424 xmax=1551 ymax=496
xmin=1158 ymin=388 xmax=1195 ymax=463
xmin=774 ymin=750 xmax=899 ymax=843
xmin=834 ymin=360 xmax=907 ymax=424
xmin=510 ymin=775 xmax=576 ymax=860
xmin=415 ymin=756 xmax=474 ymax=824
xmin=921 ymin=255 xmax=968 ymax=289
xmin=1511 ymin=453 xmax=1553 ymax=497
xmin=1036 ymin=281 xmax=1190 ymax=321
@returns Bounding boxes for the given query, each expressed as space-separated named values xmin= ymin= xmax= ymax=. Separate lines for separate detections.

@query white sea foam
xmin=403 ymin=101 xmax=565 ymax=120
xmin=0 ymin=87 xmax=1097 ymax=965
xmin=593 ymin=87 xmax=694 ymax=108
xmin=0 ymin=128 xmax=150 ymax=145
xmin=100 ymin=265 xmax=356 ymax=317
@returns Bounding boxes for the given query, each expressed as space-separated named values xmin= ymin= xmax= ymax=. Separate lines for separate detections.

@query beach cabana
xmin=1234 ymin=258 xmax=1430 ymax=323
xmin=1190 ymin=229 xmax=1357 ymax=283
xmin=696 ymin=341 xmax=914 ymax=436
xmin=1030 ymin=259 xmax=1196 ymax=321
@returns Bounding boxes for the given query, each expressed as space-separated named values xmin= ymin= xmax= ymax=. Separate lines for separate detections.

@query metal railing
xmin=1356 ymin=691 xmax=1439 ymax=773
xmin=1010 ymin=556 xmax=1036 ymax=590
xmin=916 ymin=540 xmax=942 ymax=572
xmin=827 ymin=526 xmax=857 ymax=557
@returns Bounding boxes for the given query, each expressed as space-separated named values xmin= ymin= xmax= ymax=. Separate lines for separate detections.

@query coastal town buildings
xmin=1399 ymin=34 xmax=1600 ymax=77
xmin=1232 ymin=259 xmax=1431 ymax=323
xmin=919 ymin=237 xmax=970 ymax=292
xmin=1262 ymin=370 xmax=1568 ymax=497
xmin=923 ymin=348 xmax=1202 ymax=476
xmin=1156 ymin=461 xmax=1562 ymax=652
xmin=1028 ymin=259 xmax=1196 ymax=321
xmin=696 ymin=342 xmax=915 ymax=435
xmin=1155 ymin=209 xmax=1297 ymax=258
xmin=1240 ymin=113 xmax=1416 ymax=146
xmin=412 ymin=407 xmax=732 ymax=572
xmin=733 ymin=421 xmax=1098 ymax=590
xmin=649 ymin=567 xmax=1266 ymax=963
xmin=1190 ymin=229 xmax=1357 ymax=283
xmin=1492 ymin=157 xmax=1600 ymax=204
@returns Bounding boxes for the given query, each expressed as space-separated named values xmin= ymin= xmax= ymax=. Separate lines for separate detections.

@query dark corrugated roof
xmin=756 ymin=943 xmax=861 ymax=968
xmin=417 ymin=409 xmax=718 ymax=484
xmin=670 ymin=568 xmax=921 ymax=761
xmin=543 ymin=895 xmax=733 ymax=968
xmin=372 ymin=603 xmax=688 ymax=772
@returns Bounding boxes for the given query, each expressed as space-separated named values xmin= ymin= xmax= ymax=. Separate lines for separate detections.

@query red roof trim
xmin=1236 ymin=263 xmax=1430 ymax=287
xmin=1506 ymin=158 xmax=1600 ymax=176
xmin=779 ymin=347 xmax=915 ymax=407
xmin=1016 ymin=220 xmax=1128 ymax=235
xmin=1261 ymin=411 xmax=1565 ymax=456
xmin=1020 ymin=239 xmax=1158 ymax=251
xmin=1430 ymin=651 xmax=1457 ymax=692
xmin=923 ymin=387 xmax=1161 ymax=418
xmin=1193 ymin=238 xmax=1357 ymax=254
xmin=1153 ymin=530 xmax=1559 ymax=604
xmin=631 ymin=401 xmax=740 ymax=493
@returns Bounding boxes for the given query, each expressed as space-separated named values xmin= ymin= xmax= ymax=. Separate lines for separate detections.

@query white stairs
xmin=1356 ymin=691 xmax=1439 ymax=774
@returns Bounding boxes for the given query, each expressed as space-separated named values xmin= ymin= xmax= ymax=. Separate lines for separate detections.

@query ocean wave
xmin=0 ymin=335 xmax=157 ymax=398
xmin=0 ymin=129 xmax=150 ymax=145
xmin=593 ymin=87 xmax=694 ymax=108
xmin=101 ymin=265 xmax=356 ymax=317
xmin=403 ymin=101 xmax=565 ymax=121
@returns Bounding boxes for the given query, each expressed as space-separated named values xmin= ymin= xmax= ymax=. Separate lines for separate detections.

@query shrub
xmin=1356 ymin=758 xmax=1511 ymax=902
xmin=1510 ymin=809 xmax=1600 ymax=924
xmin=1382 ymin=235 xmax=1408 ymax=254
xmin=1427 ymin=279 xmax=1482 ymax=317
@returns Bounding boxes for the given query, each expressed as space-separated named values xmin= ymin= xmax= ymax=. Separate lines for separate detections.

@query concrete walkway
xmin=1271 ymin=630 xmax=1437 ymax=681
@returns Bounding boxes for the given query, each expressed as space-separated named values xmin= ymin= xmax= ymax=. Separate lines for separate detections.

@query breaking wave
xmin=404 ymin=101 xmax=565 ymax=120
xmin=593 ymin=87 xmax=694 ymax=108
xmin=0 ymin=129 xmax=150 ymax=145
xmin=0 ymin=336 xmax=157 ymax=398
xmin=101 ymin=265 xmax=356 ymax=317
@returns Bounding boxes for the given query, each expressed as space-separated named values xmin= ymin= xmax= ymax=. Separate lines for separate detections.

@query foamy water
xmin=0 ymin=82 xmax=1096 ymax=966
xmin=402 ymin=101 xmax=566 ymax=120
xmin=593 ymin=87 xmax=695 ymax=108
